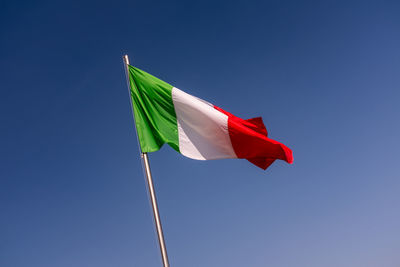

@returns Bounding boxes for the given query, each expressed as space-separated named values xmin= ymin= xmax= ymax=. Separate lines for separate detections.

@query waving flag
xmin=128 ymin=65 xmax=293 ymax=170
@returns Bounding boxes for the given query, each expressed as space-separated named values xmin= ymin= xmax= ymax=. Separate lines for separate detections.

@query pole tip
xmin=123 ymin=55 xmax=130 ymax=65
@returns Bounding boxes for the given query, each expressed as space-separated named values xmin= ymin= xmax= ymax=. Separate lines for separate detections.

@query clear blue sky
xmin=1 ymin=0 xmax=400 ymax=266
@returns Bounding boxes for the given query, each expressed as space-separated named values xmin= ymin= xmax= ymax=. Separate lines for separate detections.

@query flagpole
xmin=123 ymin=55 xmax=170 ymax=267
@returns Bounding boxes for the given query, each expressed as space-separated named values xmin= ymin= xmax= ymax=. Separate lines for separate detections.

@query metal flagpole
xmin=123 ymin=55 xmax=170 ymax=267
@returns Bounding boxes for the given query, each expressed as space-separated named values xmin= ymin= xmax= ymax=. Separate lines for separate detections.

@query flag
xmin=127 ymin=65 xmax=293 ymax=170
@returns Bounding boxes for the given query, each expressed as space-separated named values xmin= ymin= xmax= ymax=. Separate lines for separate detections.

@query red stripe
xmin=214 ymin=105 xmax=293 ymax=170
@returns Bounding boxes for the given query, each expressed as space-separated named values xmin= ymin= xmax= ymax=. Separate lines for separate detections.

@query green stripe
xmin=128 ymin=65 xmax=179 ymax=153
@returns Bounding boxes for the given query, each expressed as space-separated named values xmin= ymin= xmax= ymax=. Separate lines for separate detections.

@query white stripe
xmin=171 ymin=87 xmax=237 ymax=160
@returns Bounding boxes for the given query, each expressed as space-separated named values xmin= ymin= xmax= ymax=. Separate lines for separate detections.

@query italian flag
xmin=128 ymin=65 xmax=293 ymax=170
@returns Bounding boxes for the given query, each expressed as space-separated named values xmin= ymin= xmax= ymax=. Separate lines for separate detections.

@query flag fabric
xmin=127 ymin=65 xmax=293 ymax=170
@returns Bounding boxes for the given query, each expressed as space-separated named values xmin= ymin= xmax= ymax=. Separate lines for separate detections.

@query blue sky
xmin=1 ymin=0 xmax=400 ymax=266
